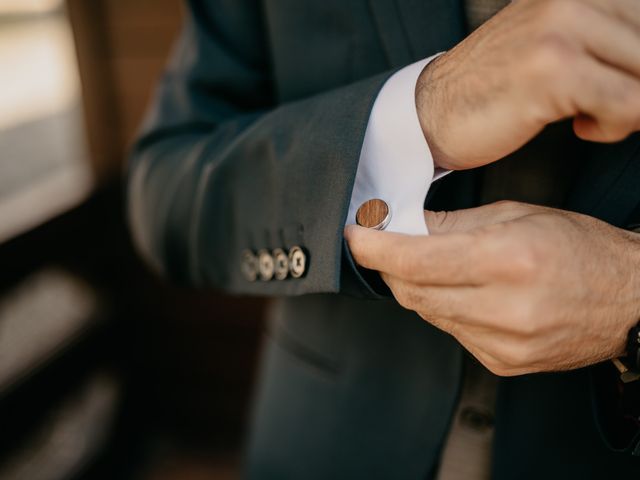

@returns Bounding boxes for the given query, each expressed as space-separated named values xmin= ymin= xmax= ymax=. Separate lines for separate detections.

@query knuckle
xmin=510 ymin=245 xmax=539 ymax=279
xmin=493 ymin=239 xmax=539 ymax=282
xmin=473 ymin=344 xmax=537 ymax=377
xmin=482 ymin=357 xmax=513 ymax=377
xmin=477 ymin=344 xmax=541 ymax=376
xmin=496 ymin=342 xmax=537 ymax=370
xmin=527 ymin=33 xmax=576 ymax=80
xmin=489 ymin=364 xmax=524 ymax=377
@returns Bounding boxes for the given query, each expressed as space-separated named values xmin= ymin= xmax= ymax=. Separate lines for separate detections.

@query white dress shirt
xmin=347 ymin=54 xmax=445 ymax=235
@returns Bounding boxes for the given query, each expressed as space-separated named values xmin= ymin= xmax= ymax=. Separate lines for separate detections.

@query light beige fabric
xmin=435 ymin=357 xmax=498 ymax=480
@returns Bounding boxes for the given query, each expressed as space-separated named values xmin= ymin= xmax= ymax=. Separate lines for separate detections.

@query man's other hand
xmin=345 ymin=201 xmax=640 ymax=376
xmin=417 ymin=0 xmax=640 ymax=170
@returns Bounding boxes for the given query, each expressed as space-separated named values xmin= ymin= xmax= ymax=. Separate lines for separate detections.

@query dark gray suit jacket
xmin=128 ymin=0 xmax=640 ymax=478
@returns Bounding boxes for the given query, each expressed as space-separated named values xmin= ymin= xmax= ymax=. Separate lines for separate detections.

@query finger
xmin=567 ymin=54 xmax=640 ymax=141
xmin=383 ymin=274 xmax=536 ymax=333
xmin=381 ymin=274 xmax=549 ymax=375
xmin=344 ymin=224 xmax=430 ymax=272
xmin=423 ymin=308 xmax=545 ymax=376
xmin=580 ymin=0 xmax=640 ymax=31
xmin=345 ymin=225 xmax=495 ymax=285
xmin=381 ymin=272 xmax=481 ymax=324
xmin=383 ymin=275 xmax=543 ymax=376
xmin=424 ymin=201 xmax=544 ymax=235
xmin=571 ymin=3 xmax=640 ymax=79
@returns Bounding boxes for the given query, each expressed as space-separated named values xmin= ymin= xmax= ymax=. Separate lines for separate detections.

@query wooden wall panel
xmin=67 ymin=0 xmax=184 ymax=182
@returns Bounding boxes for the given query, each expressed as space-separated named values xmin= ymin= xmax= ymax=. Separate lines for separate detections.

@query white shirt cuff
xmin=347 ymin=54 xmax=443 ymax=236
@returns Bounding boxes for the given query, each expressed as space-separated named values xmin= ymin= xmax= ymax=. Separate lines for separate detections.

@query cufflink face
xmin=241 ymin=250 xmax=259 ymax=282
xmin=258 ymin=249 xmax=275 ymax=281
xmin=288 ymin=246 xmax=306 ymax=278
xmin=273 ymin=248 xmax=289 ymax=281
xmin=356 ymin=199 xmax=391 ymax=230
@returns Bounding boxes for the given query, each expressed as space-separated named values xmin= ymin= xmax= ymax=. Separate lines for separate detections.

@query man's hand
xmin=417 ymin=0 xmax=640 ymax=170
xmin=345 ymin=201 xmax=640 ymax=376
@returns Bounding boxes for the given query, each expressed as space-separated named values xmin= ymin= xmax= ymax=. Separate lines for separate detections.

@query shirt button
xmin=459 ymin=406 xmax=494 ymax=433
xmin=288 ymin=246 xmax=307 ymax=278
xmin=356 ymin=199 xmax=391 ymax=230
xmin=273 ymin=248 xmax=289 ymax=280
xmin=257 ymin=249 xmax=275 ymax=281
xmin=241 ymin=250 xmax=258 ymax=282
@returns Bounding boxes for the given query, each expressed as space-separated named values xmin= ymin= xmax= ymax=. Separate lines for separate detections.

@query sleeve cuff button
xmin=289 ymin=246 xmax=307 ymax=278
xmin=273 ymin=248 xmax=289 ymax=280
xmin=257 ymin=249 xmax=275 ymax=281
xmin=241 ymin=250 xmax=258 ymax=282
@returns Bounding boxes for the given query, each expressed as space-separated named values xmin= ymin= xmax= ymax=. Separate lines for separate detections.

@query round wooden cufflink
xmin=356 ymin=199 xmax=391 ymax=230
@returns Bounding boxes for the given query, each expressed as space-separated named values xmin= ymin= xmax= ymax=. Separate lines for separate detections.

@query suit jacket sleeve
xmin=127 ymin=0 xmax=392 ymax=297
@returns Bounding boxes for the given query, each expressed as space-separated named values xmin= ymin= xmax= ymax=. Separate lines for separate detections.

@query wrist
xmin=415 ymin=54 xmax=453 ymax=170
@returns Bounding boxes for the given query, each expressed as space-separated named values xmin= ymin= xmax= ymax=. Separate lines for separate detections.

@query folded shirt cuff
xmin=347 ymin=53 xmax=444 ymax=236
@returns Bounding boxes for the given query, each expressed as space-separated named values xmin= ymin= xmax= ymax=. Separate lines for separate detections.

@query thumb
xmin=344 ymin=223 xmax=419 ymax=272
xmin=424 ymin=201 xmax=540 ymax=234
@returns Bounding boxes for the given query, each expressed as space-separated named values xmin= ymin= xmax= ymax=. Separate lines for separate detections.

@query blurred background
xmin=0 ymin=1 xmax=266 ymax=478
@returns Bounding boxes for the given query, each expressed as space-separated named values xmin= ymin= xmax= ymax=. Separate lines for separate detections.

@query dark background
xmin=0 ymin=1 xmax=266 ymax=478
